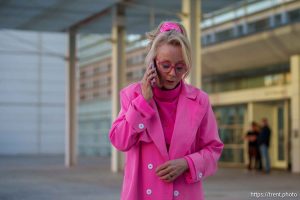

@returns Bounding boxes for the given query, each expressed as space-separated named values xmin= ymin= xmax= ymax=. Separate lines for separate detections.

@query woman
xmin=245 ymin=121 xmax=261 ymax=171
xmin=109 ymin=21 xmax=224 ymax=200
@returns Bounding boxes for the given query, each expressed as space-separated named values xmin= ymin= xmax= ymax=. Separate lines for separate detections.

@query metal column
xmin=181 ymin=0 xmax=202 ymax=88
xmin=290 ymin=55 xmax=300 ymax=173
xmin=65 ymin=29 xmax=77 ymax=167
xmin=111 ymin=4 xmax=126 ymax=173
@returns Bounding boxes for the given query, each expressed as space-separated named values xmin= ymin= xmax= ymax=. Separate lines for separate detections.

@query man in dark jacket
xmin=258 ymin=118 xmax=271 ymax=173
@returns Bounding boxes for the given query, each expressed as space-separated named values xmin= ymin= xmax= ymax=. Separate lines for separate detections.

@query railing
xmin=202 ymin=0 xmax=296 ymax=28
xmin=202 ymin=7 xmax=300 ymax=46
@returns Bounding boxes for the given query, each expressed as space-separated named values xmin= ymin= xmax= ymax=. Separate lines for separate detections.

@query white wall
xmin=0 ymin=30 xmax=66 ymax=154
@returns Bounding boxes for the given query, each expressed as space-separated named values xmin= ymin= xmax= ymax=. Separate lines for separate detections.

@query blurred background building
xmin=77 ymin=0 xmax=300 ymax=170
xmin=77 ymin=34 xmax=147 ymax=156
xmin=1 ymin=0 xmax=300 ymax=172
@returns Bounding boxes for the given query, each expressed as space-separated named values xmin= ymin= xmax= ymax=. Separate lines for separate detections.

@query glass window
xmin=274 ymin=14 xmax=282 ymax=26
xmin=214 ymin=105 xmax=246 ymax=164
xmin=248 ymin=18 xmax=269 ymax=34
xmin=288 ymin=9 xmax=300 ymax=23
xmin=215 ymin=28 xmax=234 ymax=42
xmin=237 ymin=24 xmax=244 ymax=36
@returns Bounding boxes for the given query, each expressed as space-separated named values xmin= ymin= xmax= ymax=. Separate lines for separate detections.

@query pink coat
xmin=109 ymin=82 xmax=224 ymax=200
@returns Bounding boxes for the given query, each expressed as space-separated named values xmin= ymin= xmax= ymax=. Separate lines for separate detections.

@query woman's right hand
xmin=141 ymin=63 xmax=157 ymax=101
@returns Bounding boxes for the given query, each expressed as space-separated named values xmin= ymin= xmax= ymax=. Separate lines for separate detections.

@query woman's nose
xmin=168 ymin=67 xmax=176 ymax=76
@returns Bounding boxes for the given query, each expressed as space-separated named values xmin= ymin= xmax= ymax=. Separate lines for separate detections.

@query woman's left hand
xmin=155 ymin=158 xmax=188 ymax=182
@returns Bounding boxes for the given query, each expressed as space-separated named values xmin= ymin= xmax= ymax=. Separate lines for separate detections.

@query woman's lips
xmin=166 ymin=80 xmax=175 ymax=84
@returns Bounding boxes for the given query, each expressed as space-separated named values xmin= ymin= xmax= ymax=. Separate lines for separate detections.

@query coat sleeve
xmin=109 ymin=89 xmax=156 ymax=152
xmin=184 ymin=95 xmax=224 ymax=183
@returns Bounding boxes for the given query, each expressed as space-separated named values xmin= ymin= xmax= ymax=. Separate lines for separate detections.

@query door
xmin=214 ymin=105 xmax=246 ymax=167
xmin=251 ymin=101 xmax=289 ymax=169
xmin=273 ymin=102 xmax=289 ymax=168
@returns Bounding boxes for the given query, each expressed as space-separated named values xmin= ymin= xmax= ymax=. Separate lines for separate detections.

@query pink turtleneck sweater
xmin=153 ymin=81 xmax=182 ymax=150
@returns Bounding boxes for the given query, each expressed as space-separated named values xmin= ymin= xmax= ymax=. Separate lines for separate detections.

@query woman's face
xmin=155 ymin=43 xmax=186 ymax=90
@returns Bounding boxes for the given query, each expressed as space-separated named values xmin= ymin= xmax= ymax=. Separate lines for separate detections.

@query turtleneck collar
xmin=153 ymin=80 xmax=182 ymax=102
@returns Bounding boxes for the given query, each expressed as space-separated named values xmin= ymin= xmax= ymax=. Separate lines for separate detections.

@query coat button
xmin=146 ymin=189 xmax=152 ymax=195
xmin=198 ymin=172 xmax=203 ymax=179
xmin=174 ymin=190 xmax=180 ymax=197
xmin=148 ymin=163 xmax=153 ymax=170
xmin=138 ymin=123 xmax=144 ymax=129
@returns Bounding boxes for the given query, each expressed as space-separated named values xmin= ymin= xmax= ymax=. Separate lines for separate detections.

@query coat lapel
xmin=148 ymin=99 xmax=170 ymax=161
xmin=135 ymin=84 xmax=169 ymax=161
xmin=168 ymin=84 xmax=207 ymax=159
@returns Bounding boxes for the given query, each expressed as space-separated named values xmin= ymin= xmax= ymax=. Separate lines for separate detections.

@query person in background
xmin=245 ymin=121 xmax=260 ymax=171
xmin=109 ymin=21 xmax=224 ymax=200
xmin=258 ymin=118 xmax=271 ymax=174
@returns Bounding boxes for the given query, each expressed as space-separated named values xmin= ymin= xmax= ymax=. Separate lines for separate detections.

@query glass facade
xmin=214 ymin=105 xmax=246 ymax=164
xmin=78 ymin=34 xmax=147 ymax=157
xmin=78 ymin=100 xmax=112 ymax=156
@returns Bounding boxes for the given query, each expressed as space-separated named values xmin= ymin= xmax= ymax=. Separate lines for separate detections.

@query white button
xmin=138 ymin=123 xmax=144 ymax=129
xmin=174 ymin=190 xmax=180 ymax=197
xmin=198 ymin=172 xmax=203 ymax=179
xmin=146 ymin=189 xmax=152 ymax=195
xmin=148 ymin=163 xmax=153 ymax=170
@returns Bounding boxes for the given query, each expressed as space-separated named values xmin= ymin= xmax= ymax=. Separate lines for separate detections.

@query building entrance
xmin=251 ymin=101 xmax=289 ymax=169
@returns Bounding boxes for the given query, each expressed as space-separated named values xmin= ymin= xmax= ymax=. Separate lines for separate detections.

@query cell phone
xmin=150 ymin=60 xmax=157 ymax=87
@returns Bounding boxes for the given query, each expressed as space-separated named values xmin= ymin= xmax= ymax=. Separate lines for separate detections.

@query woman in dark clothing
xmin=245 ymin=121 xmax=261 ymax=170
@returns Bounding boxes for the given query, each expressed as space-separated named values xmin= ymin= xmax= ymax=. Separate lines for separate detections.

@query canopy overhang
xmin=0 ymin=0 xmax=245 ymax=34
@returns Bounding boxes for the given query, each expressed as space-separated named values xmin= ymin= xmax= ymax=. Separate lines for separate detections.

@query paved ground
xmin=0 ymin=155 xmax=299 ymax=200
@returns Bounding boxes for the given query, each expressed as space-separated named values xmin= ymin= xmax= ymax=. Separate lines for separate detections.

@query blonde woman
xmin=109 ymin=21 xmax=224 ymax=200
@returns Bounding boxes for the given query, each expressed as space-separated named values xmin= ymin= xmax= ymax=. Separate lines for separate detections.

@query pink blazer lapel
xmin=169 ymin=84 xmax=207 ymax=159
xmin=134 ymin=84 xmax=169 ymax=161
xmin=147 ymin=99 xmax=170 ymax=161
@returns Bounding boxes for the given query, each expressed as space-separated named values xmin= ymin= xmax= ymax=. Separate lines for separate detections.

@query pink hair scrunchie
xmin=159 ymin=22 xmax=183 ymax=34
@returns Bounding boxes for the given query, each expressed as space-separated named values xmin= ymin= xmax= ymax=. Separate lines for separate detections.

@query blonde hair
xmin=144 ymin=21 xmax=192 ymax=79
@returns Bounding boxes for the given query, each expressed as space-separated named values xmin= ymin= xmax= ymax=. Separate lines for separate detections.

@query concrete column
xmin=245 ymin=102 xmax=254 ymax=165
xmin=247 ymin=102 xmax=254 ymax=123
xmin=181 ymin=0 xmax=202 ymax=88
xmin=290 ymin=55 xmax=300 ymax=173
xmin=65 ymin=29 xmax=77 ymax=167
xmin=111 ymin=4 xmax=126 ymax=173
